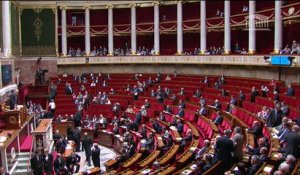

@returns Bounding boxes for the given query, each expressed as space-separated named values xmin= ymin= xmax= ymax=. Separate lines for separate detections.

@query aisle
xmin=78 ymin=145 xmax=117 ymax=173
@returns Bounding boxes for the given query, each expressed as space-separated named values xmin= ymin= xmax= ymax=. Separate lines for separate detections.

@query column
xmin=200 ymin=0 xmax=207 ymax=54
xmin=2 ymin=1 xmax=12 ymax=57
xmin=108 ymin=6 xmax=114 ymax=56
xmin=224 ymin=0 xmax=231 ymax=54
xmin=154 ymin=3 xmax=160 ymax=55
xmin=131 ymin=4 xmax=137 ymax=54
xmin=61 ymin=7 xmax=67 ymax=56
xmin=85 ymin=6 xmax=91 ymax=55
xmin=177 ymin=1 xmax=183 ymax=54
xmin=54 ymin=8 xmax=58 ymax=56
xmin=274 ymin=1 xmax=282 ymax=54
xmin=248 ymin=0 xmax=256 ymax=54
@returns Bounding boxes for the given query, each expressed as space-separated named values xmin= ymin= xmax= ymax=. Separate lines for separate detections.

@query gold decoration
xmin=33 ymin=17 xmax=43 ymax=42
xmin=33 ymin=8 xmax=42 ymax=14
xmin=9 ymin=116 xmax=17 ymax=123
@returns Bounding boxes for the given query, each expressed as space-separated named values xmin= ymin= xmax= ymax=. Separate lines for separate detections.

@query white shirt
xmin=49 ymin=102 xmax=56 ymax=109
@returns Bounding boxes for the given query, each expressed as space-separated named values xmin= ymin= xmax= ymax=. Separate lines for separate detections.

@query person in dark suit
xmin=66 ymin=152 xmax=81 ymax=173
xmin=213 ymin=99 xmax=222 ymax=111
xmin=139 ymin=124 xmax=148 ymax=139
xmin=92 ymin=144 xmax=101 ymax=168
xmin=203 ymin=153 xmax=214 ymax=172
xmin=9 ymin=90 xmax=17 ymax=110
xmin=73 ymin=127 xmax=81 ymax=152
xmin=258 ymin=147 xmax=269 ymax=163
xmin=164 ymin=105 xmax=172 ymax=114
xmin=284 ymin=125 xmax=300 ymax=158
xmin=247 ymin=121 xmax=263 ymax=146
xmin=248 ymin=155 xmax=262 ymax=175
xmin=30 ymin=150 xmax=44 ymax=175
xmin=74 ymin=110 xmax=82 ymax=127
xmin=41 ymin=149 xmax=53 ymax=175
xmin=53 ymin=130 xmax=62 ymax=143
xmin=50 ymin=82 xmax=57 ymax=99
xmin=178 ymin=100 xmax=185 ymax=108
xmin=127 ymin=143 xmax=136 ymax=157
xmin=112 ymin=123 xmax=119 ymax=134
xmin=145 ymin=133 xmax=154 ymax=151
xmin=177 ymin=106 xmax=185 ymax=118
xmin=198 ymin=104 xmax=207 ymax=116
xmin=54 ymin=153 xmax=68 ymax=175
xmin=286 ymin=84 xmax=295 ymax=96
xmin=152 ymin=120 xmax=162 ymax=133
xmin=65 ymin=83 xmax=73 ymax=95
xmin=134 ymin=111 xmax=142 ymax=126
xmin=239 ymin=90 xmax=245 ymax=102
xmin=176 ymin=119 xmax=184 ymax=135
xmin=215 ymin=130 xmax=234 ymax=174
xmin=267 ymin=104 xmax=282 ymax=127
xmin=229 ymin=96 xmax=237 ymax=106
xmin=66 ymin=125 xmax=74 ymax=141
xmin=230 ymin=162 xmax=247 ymax=175
xmin=179 ymin=129 xmax=193 ymax=152
xmin=82 ymin=132 xmax=93 ymax=166
xmin=163 ymin=134 xmax=174 ymax=151
xmin=250 ymin=87 xmax=259 ymax=102
xmin=213 ymin=111 xmax=223 ymax=125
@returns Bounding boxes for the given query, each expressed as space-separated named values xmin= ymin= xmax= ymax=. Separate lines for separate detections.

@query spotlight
xmin=263 ymin=56 xmax=270 ymax=62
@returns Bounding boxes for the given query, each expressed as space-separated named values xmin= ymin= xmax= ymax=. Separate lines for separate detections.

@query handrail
xmin=26 ymin=136 xmax=35 ymax=171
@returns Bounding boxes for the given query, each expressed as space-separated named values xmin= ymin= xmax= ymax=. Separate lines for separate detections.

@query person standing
xmin=50 ymin=82 xmax=57 ymax=99
xmin=9 ymin=90 xmax=17 ymax=110
xmin=92 ymin=144 xmax=101 ymax=168
xmin=232 ymin=126 xmax=244 ymax=162
xmin=73 ymin=127 xmax=81 ymax=152
xmin=41 ymin=149 xmax=53 ymax=175
xmin=82 ymin=132 xmax=93 ymax=166
xmin=48 ymin=99 xmax=56 ymax=117
xmin=30 ymin=150 xmax=44 ymax=175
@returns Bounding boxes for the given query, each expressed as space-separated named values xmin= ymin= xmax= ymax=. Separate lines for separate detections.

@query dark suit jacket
xmin=9 ymin=93 xmax=17 ymax=109
xmin=30 ymin=156 xmax=44 ymax=175
xmin=42 ymin=154 xmax=53 ymax=173
xmin=248 ymin=164 xmax=261 ymax=175
xmin=92 ymin=147 xmax=101 ymax=167
xmin=214 ymin=115 xmax=223 ymax=125
xmin=248 ymin=125 xmax=263 ymax=139
xmin=284 ymin=131 xmax=300 ymax=158
xmin=134 ymin=112 xmax=142 ymax=125
xmin=54 ymin=157 xmax=66 ymax=173
xmin=287 ymin=88 xmax=295 ymax=96
xmin=267 ymin=109 xmax=282 ymax=127
xmin=199 ymin=107 xmax=207 ymax=116
xmin=178 ymin=109 xmax=184 ymax=117
xmin=177 ymin=122 xmax=184 ymax=134
xmin=215 ymin=136 xmax=234 ymax=161
xmin=82 ymin=136 xmax=93 ymax=157
xmin=152 ymin=122 xmax=162 ymax=133
xmin=214 ymin=103 xmax=222 ymax=110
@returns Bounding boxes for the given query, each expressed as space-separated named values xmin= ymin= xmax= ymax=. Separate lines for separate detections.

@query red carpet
xmin=20 ymin=135 xmax=33 ymax=152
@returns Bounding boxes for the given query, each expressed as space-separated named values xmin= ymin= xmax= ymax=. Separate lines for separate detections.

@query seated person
xmin=151 ymin=119 xmax=162 ymax=133
xmin=202 ymin=153 xmax=214 ymax=172
xmin=164 ymin=105 xmax=172 ymax=114
xmin=259 ymin=147 xmax=269 ymax=163
xmin=158 ymin=111 xmax=166 ymax=122
xmin=256 ymin=106 xmax=270 ymax=120
xmin=248 ymin=155 xmax=262 ymax=175
xmin=176 ymin=119 xmax=184 ymax=135
xmin=213 ymin=111 xmax=223 ymax=125
xmin=145 ymin=133 xmax=154 ymax=151
xmin=213 ymin=99 xmax=222 ymax=110
xmin=112 ymin=123 xmax=119 ymax=134
xmin=125 ymin=105 xmax=134 ymax=113
xmin=162 ymin=134 xmax=174 ymax=151
xmin=195 ymin=140 xmax=210 ymax=160
xmin=179 ymin=129 xmax=193 ymax=152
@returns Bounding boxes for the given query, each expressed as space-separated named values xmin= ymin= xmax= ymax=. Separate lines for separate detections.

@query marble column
xmin=2 ymin=1 xmax=12 ymax=57
xmin=85 ymin=6 xmax=91 ymax=56
xmin=200 ymin=0 xmax=207 ymax=54
xmin=224 ymin=0 xmax=231 ymax=54
xmin=131 ymin=5 xmax=137 ymax=54
xmin=177 ymin=1 xmax=183 ymax=54
xmin=248 ymin=0 xmax=256 ymax=54
xmin=108 ymin=6 xmax=114 ymax=55
xmin=61 ymin=7 xmax=67 ymax=56
xmin=274 ymin=1 xmax=282 ymax=54
xmin=154 ymin=3 xmax=160 ymax=55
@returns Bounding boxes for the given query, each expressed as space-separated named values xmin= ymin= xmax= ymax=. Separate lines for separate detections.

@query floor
xmin=77 ymin=145 xmax=117 ymax=174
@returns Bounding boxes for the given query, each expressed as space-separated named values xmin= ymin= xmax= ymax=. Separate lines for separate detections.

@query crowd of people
xmin=280 ymin=40 xmax=300 ymax=54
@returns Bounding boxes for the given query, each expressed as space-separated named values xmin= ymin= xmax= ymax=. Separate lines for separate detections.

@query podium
xmin=0 ymin=105 xmax=28 ymax=129
xmin=31 ymin=119 xmax=53 ymax=151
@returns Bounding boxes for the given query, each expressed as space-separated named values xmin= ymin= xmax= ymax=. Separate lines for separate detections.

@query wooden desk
xmin=121 ymin=153 xmax=142 ymax=169
xmin=81 ymin=128 xmax=95 ymax=141
xmin=104 ymin=159 xmax=117 ymax=171
xmin=113 ymin=135 xmax=124 ymax=153
xmin=138 ymin=150 xmax=161 ymax=168
xmin=35 ymin=119 xmax=52 ymax=133
xmin=79 ymin=167 xmax=101 ymax=175
xmin=98 ymin=130 xmax=113 ymax=147
xmin=52 ymin=121 xmax=74 ymax=136
xmin=159 ymin=144 xmax=179 ymax=166
xmin=156 ymin=134 xmax=164 ymax=149
xmin=158 ymin=166 xmax=176 ymax=175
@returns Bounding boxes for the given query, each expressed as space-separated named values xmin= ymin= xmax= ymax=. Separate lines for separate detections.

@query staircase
xmin=8 ymin=152 xmax=32 ymax=175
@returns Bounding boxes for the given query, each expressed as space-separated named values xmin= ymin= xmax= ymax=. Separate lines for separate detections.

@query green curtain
xmin=21 ymin=8 xmax=55 ymax=56
xmin=11 ymin=3 xmax=20 ymax=56
xmin=0 ymin=3 xmax=3 ymax=51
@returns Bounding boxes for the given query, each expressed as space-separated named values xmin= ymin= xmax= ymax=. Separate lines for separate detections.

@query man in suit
xmin=214 ymin=111 xmax=223 ymax=125
xmin=66 ymin=152 xmax=81 ymax=173
xmin=54 ymin=153 xmax=67 ymax=175
xmin=30 ymin=150 xmax=44 ymax=175
xmin=248 ymin=155 xmax=262 ymax=175
xmin=179 ymin=129 xmax=193 ymax=152
xmin=277 ymin=123 xmax=291 ymax=142
xmin=92 ymin=144 xmax=101 ymax=168
xmin=198 ymin=104 xmax=207 ymax=116
xmin=164 ymin=105 xmax=172 ymax=114
xmin=82 ymin=132 xmax=93 ymax=166
xmin=286 ymin=84 xmax=295 ymax=96
xmin=73 ymin=127 xmax=81 ymax=152
xmin=145 ymin=133 xmax=154 ymax=151
xmin=267 ymin=104 xmax=282 ymax=127
xmin=229 ymin=96 xmax=237 ymax=106
xmin=177 ymin=106 xmax=185 ymax=118
xmin=134 ymin=111 xmax=142 ymax=126
xmin=259 ymin=147 xmax=269 ymax=163
xmin=9 ymin=90 xmax=17 ymax=110
xmin=195 ymin=140 xmax=210 ymax=160
xmin=50 ymin=82 xmax=57 ymax=99
xmin=247 ymin=121 xmax=263 ymax=142
xmin=42 ymin=149 xmax=53 ymax=175
xmin=215 ymin=130 xmax=234 ymax=174
xmin=176 ymin=119 xmax=184 ymax=135
xmin=213 ymin=99 xmax=222 ymax=111
xmin=151 ymin=119 xmax=162 ymax=133
xmin=284 ymin=125 xmax=300 ymax=158
xmin=74 ymin=110 xmax=82 ymax=127
xmin=65 ymin=83 xmax=73 ymax=95
xmin=232 ymin=126 xmax=244 ymax=162
xmin=163 ymin=134 xmax=174 ymax=151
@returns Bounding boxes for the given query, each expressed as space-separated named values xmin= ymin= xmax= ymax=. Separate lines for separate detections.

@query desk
xmin=138 ymin=150 xmax=161 ymax=168
xmin=104 ymin=159 xmax=117 ymax=171
xmin=98 ymin=130 xmax=113 ymax=147
xmin=159 ymin=144 xmax=179 ymax=166
xmin=52 ymin=121 xmax=74 ymax=136
xmin=113 ymin=135 xmax=124 ymax=153
xmin=158 ymin=166 xmax=176 ymax=175
xmin=32 ymin=119 xmax=53 ymax=150
xmin=81 ymin=128 xmax=95 ymax=141
xmin=79 ymin=167 xmax=101 ymax=175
